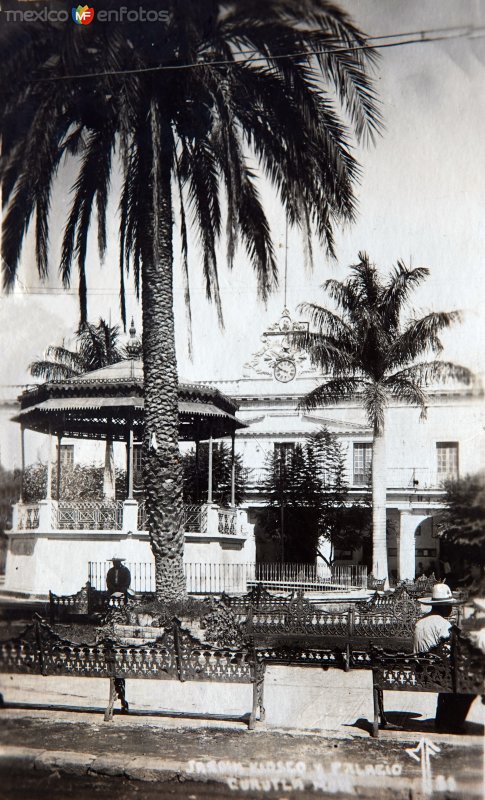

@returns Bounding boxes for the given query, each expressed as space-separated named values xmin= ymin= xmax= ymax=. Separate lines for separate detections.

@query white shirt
xmin=413 ymin=614 xmax=452 ymax=653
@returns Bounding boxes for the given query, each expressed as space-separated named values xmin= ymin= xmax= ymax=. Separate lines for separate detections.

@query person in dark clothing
xmin=106 ymin=558 xmax=131 ymax=596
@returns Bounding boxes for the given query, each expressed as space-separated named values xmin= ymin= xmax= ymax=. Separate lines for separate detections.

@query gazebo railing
xmin=52 ymin=501 xmax=124 ymax=531
xmin=16 ymin=503 xmax=40 ymax=531
xmin=218 ymin=507 xmax=237 ymax=535
xmin=137 ymin=501 xmax=208 ymax=534
xmin=12 ymin=499 xmax=240 ymax=537
xmin=185 ymin=503 xmax=208 ymax=533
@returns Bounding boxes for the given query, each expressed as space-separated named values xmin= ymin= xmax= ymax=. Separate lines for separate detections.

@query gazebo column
xmin=195 ymin=437 xmax=200 ymax=503
xmin=204 ymin=433 xmax=222 ymax=535
xmin=230 ymin=432 xmax=236 ymax=507
xmin=126 ymin=423 xmax=134 ymax=500
xmin=207 ymin=435 xmax=213 ymax=504
xmin=38 ymin=428 xmax=54 ymax=531
xmin=45 ymin=428 xmax=53 ymax=500
xmin=12 ymin=425 xmax=26 ymax=530
xmin=56 ymin=434 xmax=62 ymax=502
xmin=123 ymin=420 xmax=138 ymax=533
xmin=19 ymin=423 xmax=25 ymax=502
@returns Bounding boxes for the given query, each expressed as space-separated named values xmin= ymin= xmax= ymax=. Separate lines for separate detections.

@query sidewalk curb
xmin=0 ymin=746 xmax=213 ymax=784
xmin=0 ymin=740 xmax=483 ymax=796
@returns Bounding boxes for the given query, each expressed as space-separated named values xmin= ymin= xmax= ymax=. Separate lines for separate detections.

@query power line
xmin=1 ymin=288 xmax=138 ymax=295
xmin=27 ymin=24 xmax=485 ymax=83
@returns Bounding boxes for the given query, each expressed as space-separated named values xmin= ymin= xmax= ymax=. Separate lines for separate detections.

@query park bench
xmin=395 ymin=573 xmax=437 ymax=598
xmin=49 ymin=583 xmax=292 ymax=624
xmin=367 ymin=574 xmax=386 ymax=592
xmin=49 ymin=582 xmax=129 ymax=623
xmin=241 ymin=586 xmax=424 ymax=668
xmin=370 ymin=626 xmax=485 ymax=737
xmin=0 ymin=615 xmax=266 ymax=730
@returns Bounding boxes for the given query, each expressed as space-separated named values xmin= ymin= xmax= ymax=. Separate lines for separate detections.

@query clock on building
xmin=274 ymin=358 xmax=296 ymax=382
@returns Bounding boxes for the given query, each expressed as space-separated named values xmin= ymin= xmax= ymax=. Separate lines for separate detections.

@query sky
xmin=1 ymin=0 xmax=485 ymax=387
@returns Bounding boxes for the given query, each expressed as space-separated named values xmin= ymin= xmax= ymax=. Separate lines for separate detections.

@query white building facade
xmin=208 ymin=309 xmax=485 ymax=582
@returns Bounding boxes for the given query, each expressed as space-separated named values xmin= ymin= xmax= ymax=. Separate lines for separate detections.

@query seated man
xmin=106 ymin=557 xmax=131 ymax=596
xmin=414 ymin=583 xmax=474 ymax=733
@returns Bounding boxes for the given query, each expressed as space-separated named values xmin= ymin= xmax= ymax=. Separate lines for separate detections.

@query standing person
xmin=439 ymin=557 xmax=452 ymax=581
xmin=414 ymin=583 xmax=474 ymax=733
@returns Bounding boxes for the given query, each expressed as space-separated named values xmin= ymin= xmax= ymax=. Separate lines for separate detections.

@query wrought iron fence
xmin=16 ymin=503 xmax=40 ymax=531
xmin=137 ymin=501 xmax=208 ymax=533
xmin=53 ymin=501 xmax=123 ymax=531
xmin=253 ymin=563 xmax=367 ymax=590
xmin=88 ymin=560 xmax=367 ymax=595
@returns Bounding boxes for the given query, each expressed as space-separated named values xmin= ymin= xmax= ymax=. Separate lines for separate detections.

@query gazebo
xmin=5 ymin=360 xmax=255 ymax=597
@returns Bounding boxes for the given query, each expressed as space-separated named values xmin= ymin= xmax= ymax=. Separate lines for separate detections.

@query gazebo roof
xmin=13 ymin=360 xmax=245 ymax=442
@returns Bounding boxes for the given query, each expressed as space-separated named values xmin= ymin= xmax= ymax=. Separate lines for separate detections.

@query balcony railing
xmin=88 ymin=561 xmax=367 ymax=595
xmin=384 ymin=468 xmax=452 ymax=490
xmin=246 ymin=466 xmax=450 ymax=491
xmin=53 ymin=501 xmax=124 ymax=531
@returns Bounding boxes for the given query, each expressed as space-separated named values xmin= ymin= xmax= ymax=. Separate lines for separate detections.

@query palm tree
xmin=296 ymin=253 xmax=472 ymax=583
xmin=29 ymin=318 xmax=126 ymax=380
xmin=1 ymin=2 xmax=381 ymax=601
xmin=29 ymin=318 xmax=130 ymax=499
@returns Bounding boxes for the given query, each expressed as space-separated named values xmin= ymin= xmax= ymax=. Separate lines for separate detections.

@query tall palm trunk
xmin=371 ymin=422 xmax=389 ymax=583
xmin=141 ymin=110 xmax=186 ymax=601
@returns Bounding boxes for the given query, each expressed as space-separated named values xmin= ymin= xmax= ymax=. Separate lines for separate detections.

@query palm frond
xmin=175 ymin=152 xmax=193 ymax=358
xmin=384 ymin=373 xmax=428 ymax=418
xmin=387 ymin=311 xmax=463 ymax=369
xmin=361 ymin=382 xmax=388 ymax=433
xmin=29 ymin=358 xmax=79 ymax=381
xmin=297 ymin=302 xmax=354 ymax=342
xmin=380 ymin=262 xmax=429 ymax=329
xmin=298 ymin=376 xmax=363 ymax=411
xmin=389 ymin=361 xmax=473 ymax=388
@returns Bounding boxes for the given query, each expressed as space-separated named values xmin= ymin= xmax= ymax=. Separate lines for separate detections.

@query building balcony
xmin=245 ymin=466 xmax=454 ymax=493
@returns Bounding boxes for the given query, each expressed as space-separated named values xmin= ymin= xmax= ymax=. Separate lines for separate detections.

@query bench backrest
xmin=372 ymin=627 xmax=485 ymax=694
xmin=244 ymin=586 xmax=421 ymax=643
xmin=0 ymin=616 xmax=257 ymax=684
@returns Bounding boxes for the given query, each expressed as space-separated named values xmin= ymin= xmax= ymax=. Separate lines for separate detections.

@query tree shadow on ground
xmin=346 ymin=712 xmax=484 ymax=737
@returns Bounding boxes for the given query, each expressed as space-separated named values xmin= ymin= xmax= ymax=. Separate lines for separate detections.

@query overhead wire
xmin=26 ymin=24 xmax=485 ymax=83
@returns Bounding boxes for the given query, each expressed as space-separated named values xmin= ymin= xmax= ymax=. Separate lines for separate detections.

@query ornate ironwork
xmin=255 ymin=643 xmax=344 ymax=668
xmin=367 ymin=574 xmax=385 ymax=591
xmin=201 ymin=600 xmax=244 ymax=647
xmin=243 ymin=587 xmax=421 ymax=644
xmin=185 ymin=504 xmax=207 ymax=533
xmin=218 ymin=586 xmax=293 ymax=615
xmin=218 ymin=508 xmax=237 ymax=536
xmin=395 ymin=573 xmax=437 ymax=597
xmin=0 ymin=615 xmax=265 ymax=729
xmin=370 ymin=626 xmax=485 ymax=737
xmin=137 ymin=502 xmax=208 ymax=534
xmin=49 ymin=583 xmax=129 ymax=622
xmin=16 ymin=504 xmax=40 ymax=531
xmin=53 ymin=501 xmax=123 ymax=531
xmin=49 ymin=583 xmax=90 ymax=622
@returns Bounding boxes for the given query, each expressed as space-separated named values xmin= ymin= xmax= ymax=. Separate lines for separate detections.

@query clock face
xmin=274 ymin=359 xmax=296 ymax=383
